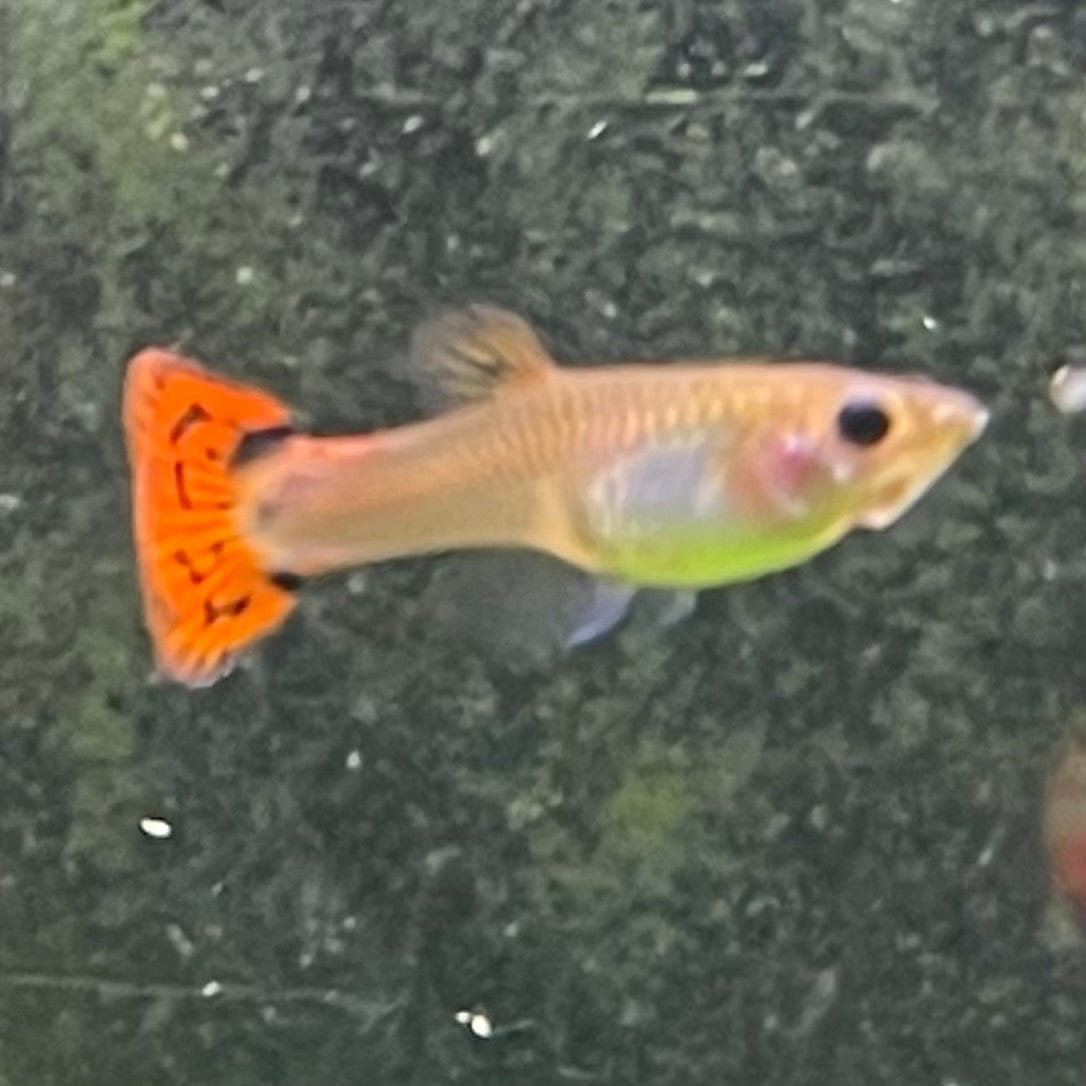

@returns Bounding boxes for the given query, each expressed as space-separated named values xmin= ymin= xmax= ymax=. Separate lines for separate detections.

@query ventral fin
xmin=409 ymin=305 xmax=556 ymax=407
xmin=421 ymin=550 xmax=634 ymax=672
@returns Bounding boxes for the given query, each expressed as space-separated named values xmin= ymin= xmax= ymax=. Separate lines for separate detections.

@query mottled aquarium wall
xmin=2 ymin=1 xmax=1086 ymax=1083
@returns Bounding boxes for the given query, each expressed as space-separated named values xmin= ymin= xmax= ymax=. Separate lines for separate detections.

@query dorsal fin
xmin=408 ymin=305 xmax=557 ymax=406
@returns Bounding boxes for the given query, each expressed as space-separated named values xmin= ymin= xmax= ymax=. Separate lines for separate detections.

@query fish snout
xmin=922 ymin=385 xmax=989 ymax=446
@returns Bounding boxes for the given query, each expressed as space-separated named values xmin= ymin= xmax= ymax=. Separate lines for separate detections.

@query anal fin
xmin=423 ymin=550 xmax=642 ymax=671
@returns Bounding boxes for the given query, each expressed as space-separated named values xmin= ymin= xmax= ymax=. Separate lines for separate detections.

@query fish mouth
xmin=928 ymin=391 xmax=990 ymax=445
xmin=858 ymin=394 xmax=988 ymax=530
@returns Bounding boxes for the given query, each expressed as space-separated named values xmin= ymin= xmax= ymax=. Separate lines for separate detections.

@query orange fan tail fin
xmin=123 ymin=348 xmax=301 ymax=686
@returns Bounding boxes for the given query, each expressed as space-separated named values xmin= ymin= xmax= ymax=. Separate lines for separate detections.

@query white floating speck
xmin=921 ymin=314 xmax=939 ymax=331
xmin=586 ymin=119 xmax=608 ymax=140
xmin=0 ymin=493 xmax=22 ymax=513
xmin=201 ymin=980 xmax=222 ymax=997
xmin=475 ymin=133 xmax=495 ymax=157
xmin=243 ymin=67 xmax=265 ymax=84
xmin=168 ymin=132 xmax=190 ymax=152
xmin=1049 ymin=364 xmax=1086 ymax=415
xmin=346 ymin=750 xmax=363 ymax=771
xmin=295 ymin=85 xmax=312 ymax=105
xmin=403 ymin=114 xmax=424 ymax=135
xmin=0 ymin=272 xmax=16 ymax=289
xmin=165 ymin=923 xmax=195 ymax=958
xmin=139 ymin=816 xmax=173 ymax=839
xmin=235 ymin=266 xmax=255 ymax=286
xmin=454 ymin=1009 xmax=493 ymax=1037
xmin=199 ymin=85 xmax=220 ymax=101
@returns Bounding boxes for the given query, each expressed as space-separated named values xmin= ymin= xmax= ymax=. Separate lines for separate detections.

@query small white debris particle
xmin=0 ymin=272 xmax=16 ymax=289
xmin=168 ymin=132 xmax=190 ymax=152
xmin=139 ymin=816 xmax=173 ymax=839
xmin=346 ymin=750 xmax=363 ymax=771
xmin=201 ymin=980 xmax=222 ymax=997
xmin=243 ymin=67 xmax=265 ymax=84
xmin=165 ymin=923 xmax=195 ymax=958
xmin=403 ymin=114 xmax=424 ymax=135
xmin=1049 ymin=364 xmax=1086 ymax=415
xmin=0 ymin=493 xmax=22 ymax=513
xmin=921 ymin=314 xmax=939 ymax=331
xmin=199 ymin=85 xmax=220 ymax=101
xmin=475 ymin=133 xmax=495 ymax=157
xmin=455 ymin=1010 xmax=493 ymax=1037
xmin=586 ymin=119 xmax=608 ymax=140
xmin=235 ymin=266 xmax=255 ymax=286
xmin=295 ymin=85 xmax=312 ymax=105
xmin=469 ymin=1013 xmax=493 ymax=1038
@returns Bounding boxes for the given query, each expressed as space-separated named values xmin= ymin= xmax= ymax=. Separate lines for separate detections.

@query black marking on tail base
xmin=270 ymin=571 xmax=305 ymax=592
xmin=231 ymin=425 xmax=297 ymax=468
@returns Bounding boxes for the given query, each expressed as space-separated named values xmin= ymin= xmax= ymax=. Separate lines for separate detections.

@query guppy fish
xmin=123 ymin=305 xmax=988 ymax=686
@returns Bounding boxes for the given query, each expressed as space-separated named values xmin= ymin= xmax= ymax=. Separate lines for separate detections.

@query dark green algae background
xmin=3 ymin=0 xmax=1086 ymax=1083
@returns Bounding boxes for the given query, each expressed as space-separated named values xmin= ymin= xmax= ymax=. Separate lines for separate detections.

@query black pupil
xmin=837 ymin=401 xmax=891 ymax=446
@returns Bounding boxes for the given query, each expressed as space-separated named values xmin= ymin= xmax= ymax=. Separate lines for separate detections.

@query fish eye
xmin=836 ymin=401 xmax=891 ymax=447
